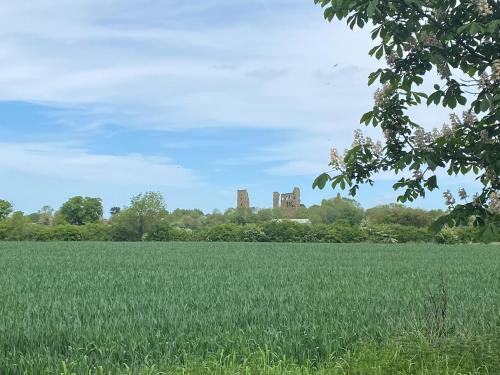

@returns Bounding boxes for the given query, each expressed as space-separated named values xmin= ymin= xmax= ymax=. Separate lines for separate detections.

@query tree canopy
xmin=0 ymin=199 xmax=13 ymax=220
xmin=313 ymin=0 xmax=499 ymax=241
xmin=59 ymin=196 xmax=103 ymax=225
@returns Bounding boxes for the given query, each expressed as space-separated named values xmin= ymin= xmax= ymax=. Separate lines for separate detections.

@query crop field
xmin=0 ymin=242 xmax=499 ymax=374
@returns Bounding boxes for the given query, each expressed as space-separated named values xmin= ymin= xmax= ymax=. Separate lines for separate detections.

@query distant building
xmin=237 ymin=190 xmax=250 ymax=208
xmin=273 ymin=187 xmax=301 ymax=210
xmin=273 ymin=218 xmax=311 ymax=225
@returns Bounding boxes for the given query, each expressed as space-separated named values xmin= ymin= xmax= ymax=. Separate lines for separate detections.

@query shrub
xmin=205 ymin=224 xmax=242 ymax=242
xmin=328 ymin=223 xmax=366 ymax=243
xmin=435 ymin=227 xmax=460 ymax=244
xmin=50 ymin=225 xmax=85 ymax=241
xmin=144 ymin=222 xmax=173 ymax=241
xmin=81 ymin=224 xmax=113 ymax=241
xmin=240 ymin=224 xmax=266 ymax=242
xmin=366 ymin=224 xmax=433 ymax=243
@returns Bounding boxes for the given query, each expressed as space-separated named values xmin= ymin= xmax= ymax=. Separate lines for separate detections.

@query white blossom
xmin=330 ymin=148 xmax=346 ymax=170
xmin=458 ymin=188 xmax=468 ymax=201
xmin=480 ymin=129 xmax=492 ymax=144
xmin=413 ymin=128 xmax=432 ymax=151
xmin=373 ymin=141 xmax=383 ymax=157
xmin=352 ymin=129 xmax=365 ymax=146
xmin=386 ymin=53 xmax=398 ymax=67
xmin=475 ymin=0 xmax=493 ymax=16
xmin=441 ymin=123 xmax=454 ymax=138
xmin=450 ymin=114 xmax=460 ymax=130
xmin=373 ymin=84 xmax=391 ymax=107
xmin=421 ymin=33 xmax=440 ymax=47
xmin=488 ymin=191 xmax=500 ymax=214
xmin=437 ymin=64 xmax=451 ymax=80
xmin=478 ymin=73 xmax=491 ymax=89
xmin=413 ymin=169 xmax=424 ymax=180
xmin=443 ymin=190 xmax=456 ymax=206
xmin=383 ymin=129 xmax=392 ymax=141
xmin=493 ymin=60 xmax=500 ymax=81
xmin=462 ymin=111 xmax=477 ymax=126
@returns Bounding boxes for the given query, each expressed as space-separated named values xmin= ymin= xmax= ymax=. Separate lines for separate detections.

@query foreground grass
xmin=41 ymin=335 xmax=500 ymax=374
xmin=0 ymin=242 xmax=499 ymax=374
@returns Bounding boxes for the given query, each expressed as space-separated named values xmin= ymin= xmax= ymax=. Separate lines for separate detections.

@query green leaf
xmin=480 ymin=99 xmax=490 ymax=112
xmin=313 ymin=173 xmax=330 ymax=189
xmin=430 ymin=215 xmax=449 ymax=233
xmin=426 ymin=175 xmax=438 ymax=190
xmin=360 ymin=111 xmax=374 ymax=124
xmin=479 ymin=223 xmax=498 ymax=244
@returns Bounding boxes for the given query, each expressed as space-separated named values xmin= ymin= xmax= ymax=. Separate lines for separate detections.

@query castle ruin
xmin=236 ymin=190 xmax=250 ymax=208
xmin=236 ymin=187 xmax=301 ymax=210
xmin=273 ymin=187 xmax=301 ymax=210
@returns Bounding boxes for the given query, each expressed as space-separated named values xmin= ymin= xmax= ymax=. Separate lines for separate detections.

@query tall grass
xmin=0 ymin=242 xmax=498 ymax=373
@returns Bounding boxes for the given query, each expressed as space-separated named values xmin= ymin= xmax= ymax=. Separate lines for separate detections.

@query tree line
xmin=0 ymin=192 xmax=495 ymax=243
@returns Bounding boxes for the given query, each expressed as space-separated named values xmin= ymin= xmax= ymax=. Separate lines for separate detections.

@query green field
xmin=0 ymin=242 xmax=499 ymax=374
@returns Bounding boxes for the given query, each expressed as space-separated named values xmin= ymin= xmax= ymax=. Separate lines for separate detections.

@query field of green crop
xmin=0 ymin=242 xmax=499 ymax=374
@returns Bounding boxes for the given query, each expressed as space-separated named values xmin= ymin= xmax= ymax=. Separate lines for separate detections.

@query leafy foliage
xmin=59 ymin=196 xmax=103 ymax=225
xmin=111 ymin=191 xmax=167 ymax=240
xmin=313 ymin=0 xmax=499 ymax=241
xmin=0 ymin=199 xmax=13 ymax=220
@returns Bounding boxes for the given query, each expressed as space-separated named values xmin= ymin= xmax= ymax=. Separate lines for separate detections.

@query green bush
xmin=81 ymin=224 xmax=113 ymax=241
xmin=205 ymin=224 xmax=242 ymax=242
xmin=328 ymin=222 xmax=367 ymax=243
xmin=435 ymin=227 xmax=460 ymax=244
xmin=144 ymin=221 xmax=173 ymax=241
xmin=240 ymin=224 xmax=267 ymax=242
xmin=366 ymin=224 xmax=433 ymax=243
xmin=50 ymin=225 xmax=85 ymax=241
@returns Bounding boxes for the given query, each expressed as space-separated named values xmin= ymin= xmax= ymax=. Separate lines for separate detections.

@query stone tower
xmin=237 ymin=190 xmax=250 ymax=208
xmin=273 ymin=192 xmax=280 ymax=209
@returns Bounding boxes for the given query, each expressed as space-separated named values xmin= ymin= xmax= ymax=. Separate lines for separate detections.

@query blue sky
xmin=0 ymin=0 xmax=478 ymax=215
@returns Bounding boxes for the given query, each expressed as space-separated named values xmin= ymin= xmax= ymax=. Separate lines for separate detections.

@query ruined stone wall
xmin=274 ymin=187 xmax=301 ymax=210
xmin=237 ymin=190 xmax=250 ymax=208
xmin=273 ymin=192 xmax=280 ymax=209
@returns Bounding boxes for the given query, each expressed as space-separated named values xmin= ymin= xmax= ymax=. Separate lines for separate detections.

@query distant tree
xmin=59 ymin=196 xmax=103 ymax=225
xmin=0 ymin=199 xmax=13 ymax=220
xmin=37 ymin=206 xmax=54 ymax=226
xmin=110 ymin=207 xmax=121 ymax=216
xmin=111 ymin=192 xmax=167 ymax=240
xmin=168 ymin=208 xmax=205 ymax=229
xmin=366 ymin=204 xmax=443 ymax=227
xmin=312 ymin=196 xmax=365 ymax=225
xmin=3 ymin=211 xmax=32 ymax=240
xmin=313 ymin=0 xmax=499 ymax=241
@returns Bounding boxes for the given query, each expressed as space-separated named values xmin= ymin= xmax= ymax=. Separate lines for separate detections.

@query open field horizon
xmin=1 ymin=242 xmax=499 ymax=373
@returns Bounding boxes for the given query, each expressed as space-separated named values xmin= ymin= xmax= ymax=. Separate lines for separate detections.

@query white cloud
xmin=0 ymin=142 xmax=198 ymax=187
xmin=0 ymin=0 xmax=377 ymax=133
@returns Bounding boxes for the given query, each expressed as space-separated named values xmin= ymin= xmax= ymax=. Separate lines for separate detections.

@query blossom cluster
xmin=330 ymin=148 xmax=345 ymax=170
xmin=458 ymin=188 xmax=468 ymax=201
xmin=443 ymin=190 xmax=456 ymax=206
xmin=373 ymin=84 xmax=391 ymax=107
xmin=475 ymin=0 xmax=493 ymax=16
xmin=330 ymin=129 xmax=384 ymax=170
xmin=420 ymin=32 xmax=440 ymax=47
xmin=478 ymin=73 xmax=491 ymax=89
xmin=493 ymin=60 xmax=500 ymax=81
xmin=385 ymin=53 xmax=398 ymax=68
xmin=437 ymin=64 xmax=451 ymax=80
xmin=489 ymin=191 xmax=500 ymax=214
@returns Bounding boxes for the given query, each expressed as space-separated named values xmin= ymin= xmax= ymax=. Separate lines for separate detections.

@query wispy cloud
xmin=0 ymin=142 xmax=198 ymax=187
